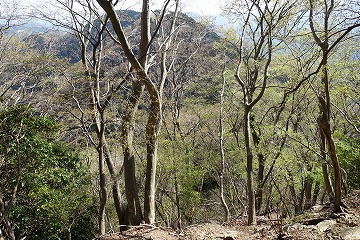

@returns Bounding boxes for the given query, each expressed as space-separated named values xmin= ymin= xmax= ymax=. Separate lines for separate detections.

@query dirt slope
xmin=99 ymin=190 xmax=360 ymax=240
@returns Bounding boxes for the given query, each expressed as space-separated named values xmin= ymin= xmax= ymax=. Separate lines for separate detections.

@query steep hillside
xmin=99 ymin=191 xmax=360 ymax=240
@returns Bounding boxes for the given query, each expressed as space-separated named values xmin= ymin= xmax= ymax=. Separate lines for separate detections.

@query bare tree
xmin=308 ymin=0 xmax=360 ymax=213
xmin=228 ymin=0 xmax=297 ymax=224
xmin=35 ymin=0 xmax=132 ymax=233
xmin=95 ymin=0 xmax=180 ymax=225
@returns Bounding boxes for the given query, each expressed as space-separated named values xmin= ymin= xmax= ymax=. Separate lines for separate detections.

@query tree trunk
xmin=97 ymin=113 xmax=108 ymax=235
xmin=312 ymin=180 xmax=321 ymax=206
xmin=103 ymin=142 xmax=127 ymax=230
xmin=255 ymin=153 xmax=265 ymax=214
xmin=142 ymin=0 xmax=160 ymax=221
xmin=318 ymin=97 xmax=342 ymax=212
xmin=98 ymin=146 xmax=107 ymax=235
xmin=219 ymin=64 xmax=230 ymax=222
xmin=321 ymin=163 xmax=334 ymax=202
xmin=244 ymin=107 xmax=256 ymax=225
xmin=318 ymin=57 xmax=341 ymax=212
xmin=0 ymin=199 xmax=15 ymax=240
xmin=318 ymin=93 xmax=334 ymax=204
xmin=121 ymin=0 xmax=149 ymax=222
xmin=341 ymin=168 xmax=348 ymax=195
xmin=144 ymin=113 xmax=160 ymax=223
xmin=288 ymin=173 xmax=302 ymax=214
xmin=303 ymin=168 xmax=313 ymax=210
xmin=121 ymin=81 xmax=144 ymax=225
xmin=96 ymin=0 xmax=161 ymax=225
xmin=309 ymin=0 xmax=342 ymax=213
xmin=250 ymin=115 xmax=265 ymax=215
xmin=291 ymin=185 xmax=302 ymax=214
xmin=174 ymin=162 xmax=182 ymax=230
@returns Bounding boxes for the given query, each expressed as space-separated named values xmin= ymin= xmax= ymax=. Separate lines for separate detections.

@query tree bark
xmin=244 ymin=107 xmax=256 ymax=225
xmin=312 ymin=180 xmax=321 ymax=206
xmin=250 ymin=115 xmax=265 ymax=214
xmin=289 ymin=183 xmax=302 ymax=214
xmin=144 ymin=113 xmax=160 ymax=223
xmin=320 ymin=131 xmax=334 ymax=202
xmin=255 ymin=153 xmax=265 ymax=214
xmin=319 ymin=96 xmax=342 ymax=212
xmin=122 ymin=81 xmax=144 ymax=225
xmin=303 ymin=166 xmax=313 ymax=210
xmin=103 ymin=142 xmax=127 ymax=229
xmin=97 ymin=121 xmax=107 ymax=235
xmin=0 ymin=196 xmax=15 ymax=240
xmin=219 ymin=63 xmax=230 ymax=222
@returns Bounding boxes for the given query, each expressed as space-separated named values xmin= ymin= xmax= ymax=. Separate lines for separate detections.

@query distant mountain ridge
xmin=4 ymin=9 xmax=235 ymax=35
xmin=185 ymin=12 xmax=237 ymax=29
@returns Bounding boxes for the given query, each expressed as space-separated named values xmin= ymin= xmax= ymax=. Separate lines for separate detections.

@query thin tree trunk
xmin=288 ymin=172 xmax=302 ymax=214
xmin=98 ymin=129 xmax=107 ymax=235
xmin=303 ymin=166 xmax=313 ymax=210
xmin=341 ymin=168 xmax=348 ymax=195
xmin=321 ymin=159 xmax=334 ymax=202
xmin=312 ymin=180 xmax=321 ymax=206
xmin=255 ymin=153 xmax=265 ymax=214
xmin=174 ymin=166 xmax=181 ymax=230
xmin=0 ymin=196 xmax=15 ymax=240
xmin=219 ymin=62 xmax=230 ymax=222
xmin=103 ymin=142 xmax=126 ymax=229
xmin=319 ymin=97 xmax=334 ymax=203
xmin=244 ymin=107 xmax=256 ymax=225
xmin=250 ymin=115 xmax=265 ymax=214
xmin=319 ymin=58 xmax=341 ymax=212
xmin=299 ymin=184 xmax=305 ymax=211
xmin=319 ymin=96 xmax=342 ymax=212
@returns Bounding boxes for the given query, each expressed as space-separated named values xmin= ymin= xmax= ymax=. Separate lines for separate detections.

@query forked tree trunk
xmin=96 ymin=0 xmax=161 ymax=225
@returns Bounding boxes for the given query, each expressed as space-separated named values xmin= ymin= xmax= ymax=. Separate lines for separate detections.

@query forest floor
xmin=99 ymin=190 xmax=360 ymax=240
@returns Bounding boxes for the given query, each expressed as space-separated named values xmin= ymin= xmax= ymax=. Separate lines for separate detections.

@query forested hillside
xmin=0 ymin=0 xmax=359 ymax=239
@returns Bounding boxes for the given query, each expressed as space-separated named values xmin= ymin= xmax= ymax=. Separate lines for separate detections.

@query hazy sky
xmin=157 ymin=0 xmax=222 ymax=15
xmin=14 ymin=0 xmax=222 ymax=16
xmin=117 ymin=0 xmax=222 ymax=15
